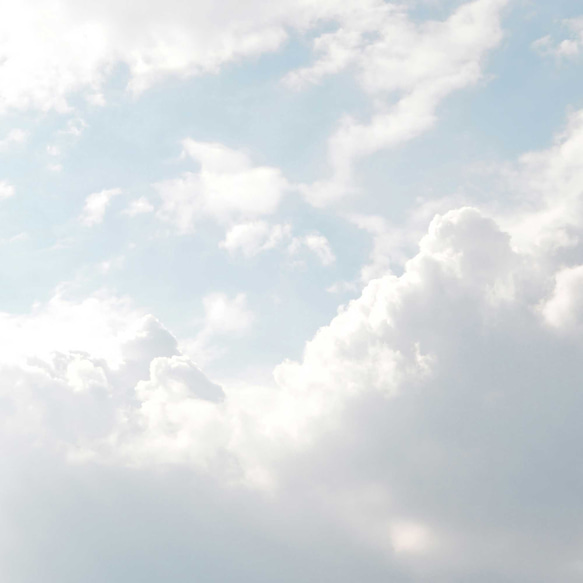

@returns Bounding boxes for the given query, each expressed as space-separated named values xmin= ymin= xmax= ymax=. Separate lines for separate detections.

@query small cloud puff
xmin=155 ymin=140 xmax=288 ymax=233
xmin=79 ymin=187 xmax=122 ymax=226
xmin=220 ymin=221 xmax=292 ymax=258
xmin=221 ymin=221 xmax=336 ymax=266
xmin=0 ymin=180 xmax=15 ymax=199
xmin=123 ymin=196 xmax=154 ymax=217
xmin=288 ymin=232 xmax=336 ymax=266
xmin=532 ymin=17 xmax=583 ymax=59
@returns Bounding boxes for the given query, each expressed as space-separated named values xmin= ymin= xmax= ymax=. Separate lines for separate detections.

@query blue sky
xmin=2 ymin=0 xmax=583 ymax=581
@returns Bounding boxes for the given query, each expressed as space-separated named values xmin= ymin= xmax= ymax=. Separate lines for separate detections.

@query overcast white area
xmin=2 ymin=0 xmax=583 ymax=581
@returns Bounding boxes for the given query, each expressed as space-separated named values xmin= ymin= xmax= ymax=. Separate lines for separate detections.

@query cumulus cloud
xmin=0 ymin=290 xmax=220 ymax=458
xmin=79 ymin=187 xmax=122 ymax=226
xmin=343 ymin=106 xmax=583 ymax=288
xmin=220 ymin=221 xmax=335 ymax=265
xmin=14 ymin=110 xmax=583 ymax=580
xmin=4 ymin=172 xmax=583 ymax=580
xmin=5 ymin=179 xmax=583 ymax=581
xmin=498 ymin=109 xmax=583 ymax=257
xmin=5 ymin=8 xmax=583 ymax=580
xmin=121 ymin=204 xmax=583 ymax=579
xmin=156 ymin=140 xmax=288 ymax=233
xmin=533 ymin=17 xmax=583 ymax=59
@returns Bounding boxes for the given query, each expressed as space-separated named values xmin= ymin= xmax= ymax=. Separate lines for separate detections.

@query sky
xmin=1 ymin=0 xmax=583 ymax=581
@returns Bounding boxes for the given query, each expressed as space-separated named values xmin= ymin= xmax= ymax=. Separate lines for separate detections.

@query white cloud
xmin=124 ymin=196 xmax=155 ymax=217
xmin=497 ymin=109 xmax=583 ymax=257
xmin=0 ymin=128 xmax=28 ymax=151
xmin=540 ymin=265 xmax=583 ymax=332
xmin=156 ymin=140 xmax=288 ymax=233
xmin=0 ymin=290 xmax=148 ymax=367
xmin=4 ymin=170 xmax=583 ymax=579
xmin=220 ymin=221 xmax=292 ymax=257
xmin=302 ymin=233 xmax=336 ymax=265
xmin=0 ymin=180 xmax=15 ymax=199
xmin=46 ymin=144 xmax=60 ymax=157
xmin=0 ymin=0 xmax=383 ymax=114
xmin=346 ymin=194 xmax=466 ymax=284
xmin=291 ymin=0 xmax=508 ymax=205
xmin=58 ymin=117 xmax=88 ymax=137
xmin=339 ymin=106 xmax=583 ymax=289
xmin=201 ymin=292 xmax=254 ymax=336
xmin=102 ymin=114 xmax=583 ymax=580
xmin=220 ymin=222 xmax=336 ymax=265
xmin=181 ymin=292 xmax=255 ymax=367
xmin=79 ymin=187 xmax=122 ymax=226
xmin=288 ymin=232 xmax=336 ymax=265
xmin=5 ymin=8 xmax=583 ymax=580
xmin=533 ymin=17 xmax=583 ymax=59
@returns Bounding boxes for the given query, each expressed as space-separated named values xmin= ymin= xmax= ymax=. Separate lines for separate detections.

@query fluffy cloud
xmin=498 ymin=109 xmax=583 ymax=258
xmin=3 ymin=178 xmax=583 ymax=581
xmin=5 ymin=107 xmax=583 ymax=580
xmin=79 ymin=187 xmax=122 ymax=226
xmin=220 ymin=220 xmax=336 ymax=265
xmin=5 ymin=185 xmax=583 ymax=581
xmin=533 ymin=17 xmax=583 ymax=59
xmin=292 ymin=0 xmax=508 ymax=205
xmin=0 ymin=0 xmax=507 ymax=147
xmin=540 ymin=265 xmax=583 ymax=332
xmin=156 ymin=140 xmax=288 ymax=233
xmin=0 ymin=0 xmax=279 ymax=113
xmin=0 ymin=180 xmax=15 ymax=199
xmin=0 ymin=290 xmax=220 ymax=457
xmin=0 ymin=0 xmax=396 ymax=115
xmin=180 ymin=292 xmax=255 ymax=367
xmin=220 ymin=221 xmax=291 ymax=257
xmin=4 ymin=32 xmax=583 ymax=583
xmin=288 ymin=232 xmax=336 ymax=265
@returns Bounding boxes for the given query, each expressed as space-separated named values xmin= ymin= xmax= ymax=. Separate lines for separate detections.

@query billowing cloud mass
xmin=1 ymin=1 xmax=583 ymax=582
xmin=2 ymin=112 xmax=583 ymax=580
